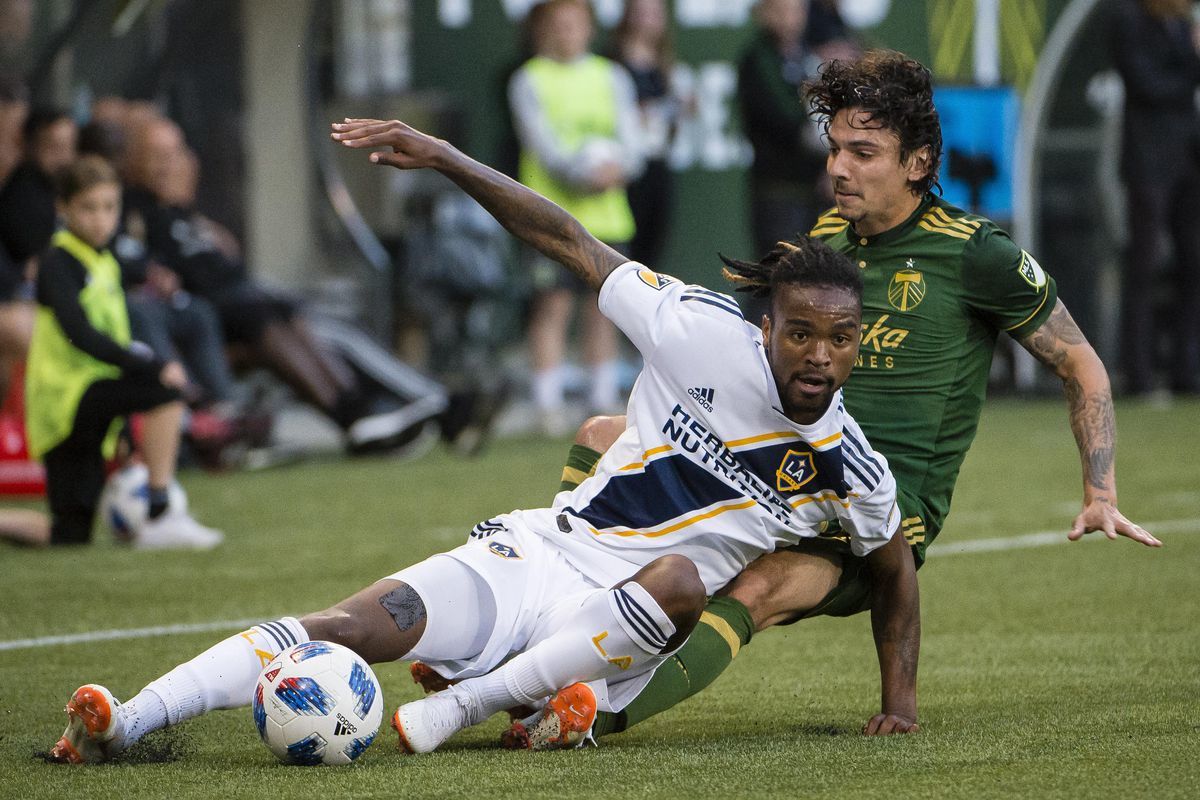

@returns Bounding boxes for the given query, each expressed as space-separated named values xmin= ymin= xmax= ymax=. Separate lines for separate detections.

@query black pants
xmin=43 ymin=375 xmax=180 ymax=545
xmin=1122 ymin=169 xmax=1200 ymax=393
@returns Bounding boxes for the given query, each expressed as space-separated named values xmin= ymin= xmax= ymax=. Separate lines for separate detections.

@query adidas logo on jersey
xmin=333 ymin=713 xmax=358 ymax=736
xmin=688 ymin=386 xmax=715 ymax=411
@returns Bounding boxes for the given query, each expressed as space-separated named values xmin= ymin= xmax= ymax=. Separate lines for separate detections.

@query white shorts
xmin=385 ymin=511 xmax=661 ymax=712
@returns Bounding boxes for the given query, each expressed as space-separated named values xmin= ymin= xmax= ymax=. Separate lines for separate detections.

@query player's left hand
xmin=1070 ymin=500 xmax=1161 ymax=547
xmin=331 ymin=118 xmax=446 ymax=170
xmin=863 ymin=712 xmax=919 ymax=736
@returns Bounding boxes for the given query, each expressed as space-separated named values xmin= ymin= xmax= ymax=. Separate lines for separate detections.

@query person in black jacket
xmin=737 ymin=0 xmax=827 ymax=261
xmin=0 ymin=107 xmax=76 ymax=267
xmin=1113 ymin=0 xmax=1200 ymax=395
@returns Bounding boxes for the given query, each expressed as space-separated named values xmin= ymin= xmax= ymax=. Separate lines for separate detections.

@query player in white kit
xmin=48 ymin=118 xmax=918 ymax=763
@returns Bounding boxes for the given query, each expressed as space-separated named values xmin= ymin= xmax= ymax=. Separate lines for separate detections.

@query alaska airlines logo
xmin=688 ymin=386 xmax=715 ymax=411
xmin=488 ymin=542 xmax=521 ymax=560
xmin=887 ymin=261 xmax=926 ymax=311
xmin=637 ymin=269 xmax=676 ymax=290
xmin=776 ymin=449 xmax=817 ymax=492
xmin=1018 ymin=251 xmax=1047 ymax=288
xmin=860 ymin=314 xmax=909 ymax=353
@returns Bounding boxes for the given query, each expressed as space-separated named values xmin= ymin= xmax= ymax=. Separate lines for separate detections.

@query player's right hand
xmin=331 ymin=119 xmax=446 ymax=171
xmin=862 ymin=712 xmax=920 ymax=736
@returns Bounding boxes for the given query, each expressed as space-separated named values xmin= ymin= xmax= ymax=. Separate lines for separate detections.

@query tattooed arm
xmin=331 ymin=118 xmax=627 ymax=291
xmin=1019 ymin=300 xmax=1161 ymax=546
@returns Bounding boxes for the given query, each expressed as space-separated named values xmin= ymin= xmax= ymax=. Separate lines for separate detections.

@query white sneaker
xmin=48 ymin=684 xmax=128 ymax=764
xmin=135 ymin=510 xmax=224 ymax=550
xmin=391 ymin=690 xmax=471 ymax=754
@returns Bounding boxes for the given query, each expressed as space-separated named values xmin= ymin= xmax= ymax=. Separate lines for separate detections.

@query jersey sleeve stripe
xmin=810 ymin=431 xmax=843 ymax=449
xmin=681 ymin=294 xmax=745 ymax=319
xmin=1003 ymin=283 xmax=1051 ymax=332
xmin=918 ymin=219 xmax=972 ymax=240
xmin=682 ymin=288 xmax=743 ymax=316
xmin=841 ymin=456 xmax=879 ymax=491
xmin=841 ymin=433 xmax=883 ymax=483
xmin=258 ymin=621 xmax=293 ymax=650
xmin=929 ymin=206 xmax=981 ymax=232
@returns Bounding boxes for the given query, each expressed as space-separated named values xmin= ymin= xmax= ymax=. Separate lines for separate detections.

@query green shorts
xmin=787 ymin=487 xmax=932 ymax=620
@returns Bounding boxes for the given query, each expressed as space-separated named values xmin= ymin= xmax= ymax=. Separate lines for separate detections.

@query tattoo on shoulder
xmin=378 ymin=585 xmax=426 ymax=633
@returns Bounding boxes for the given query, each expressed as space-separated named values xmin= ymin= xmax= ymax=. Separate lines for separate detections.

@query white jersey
xmin=518 ymin=262 xmax=899 ymax=594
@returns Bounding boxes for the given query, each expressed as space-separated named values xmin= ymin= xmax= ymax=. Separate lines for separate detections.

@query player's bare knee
xmin=574 ymin=414 xmax=625 ymax=451
xmin=634 ymin=554 xmax=706 ymax=640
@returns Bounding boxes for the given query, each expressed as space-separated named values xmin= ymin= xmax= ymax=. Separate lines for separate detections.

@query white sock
xmin=588 ymin=360 xmax=620 ymax=413
xmin=116 ymin=617 xmax=309 ymax=751
xmin=531 ymin=367 xmax=564 ymax=412
xmin=454 ymin=582 xmax=673 ymax=726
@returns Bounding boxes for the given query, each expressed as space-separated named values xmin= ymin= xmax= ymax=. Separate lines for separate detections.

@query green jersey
xmin=810 ymin=194 xmax=1057 ymax=565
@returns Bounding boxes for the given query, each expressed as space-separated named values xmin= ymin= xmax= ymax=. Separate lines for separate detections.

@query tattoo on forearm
xmin=1063 ymin=376 xmax=1116 ymax=492
xmin=378 ymin=585 xmax=426 ymax=633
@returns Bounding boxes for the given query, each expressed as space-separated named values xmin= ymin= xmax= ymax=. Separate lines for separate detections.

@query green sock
xmin=558 ymin=444 xmax=601 ymax=492
xmin=592 ymin=595 xmax=754 ymax=736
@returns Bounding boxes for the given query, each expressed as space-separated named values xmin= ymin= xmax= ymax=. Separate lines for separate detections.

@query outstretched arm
xmin=864 ymin=530 xmax=920 ymax=736
xmin=332 ymin=118 xmax=627 ymax=291
xmin=1018 ymin=300 xmax=1161 ymax=546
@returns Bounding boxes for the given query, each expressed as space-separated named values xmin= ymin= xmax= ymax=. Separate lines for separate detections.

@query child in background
xmin=26 ymin=154 xmax=222 ymax=549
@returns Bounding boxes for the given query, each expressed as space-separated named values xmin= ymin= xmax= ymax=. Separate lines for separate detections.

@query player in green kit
xmin=496 ymin=50 xmax=1160 ymax=742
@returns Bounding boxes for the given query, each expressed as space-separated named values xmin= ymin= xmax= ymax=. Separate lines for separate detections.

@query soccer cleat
xmin=48 ymin=684 xmax=125 ymax=764
xmin=499 ymin=682 xmax=597 ymax=751
xmin=391 ymin=691 xmax=470 ymax=754
xmin=134 ymin=510 xmax=224 ymax=551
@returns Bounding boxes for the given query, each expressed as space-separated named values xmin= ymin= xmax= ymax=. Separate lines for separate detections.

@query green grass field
xmin=1 ymin=398 xmax=1197 ymax=799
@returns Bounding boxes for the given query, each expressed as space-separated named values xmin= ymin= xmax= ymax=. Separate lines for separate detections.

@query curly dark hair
xmin=804 ymin=49 xmax=942 ymax=196
xmin=720 ymin=236 xmax=862 ymax=311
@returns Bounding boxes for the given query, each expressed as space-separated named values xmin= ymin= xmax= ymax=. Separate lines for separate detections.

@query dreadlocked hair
xmin=805 ymin=49 xmax=942 ymax=196
xmin=720 ymin=236 xmax=862 ymax=306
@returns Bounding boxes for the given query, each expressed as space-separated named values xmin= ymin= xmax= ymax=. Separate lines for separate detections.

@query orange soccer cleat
xmin=500 ymin=682 xmax=597 ymax=751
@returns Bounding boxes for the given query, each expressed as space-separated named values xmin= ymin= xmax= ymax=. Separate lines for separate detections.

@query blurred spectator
xmin=121 ymin=115 xmax=456 ymax=454
xmin=509 ymin=0 xmax=642 ymax=433
xmin=805 ymin=0 xmax=862 ymax=62
xmin=0 ymin=107 xmax=77 ymax=266
xmin=1112 ymin=0 xmax=1200 ymax=395
xmin=27 ymin=155 xmax=222 ymax=547
xmin=737 ymin=0 xmax=827 ymax=262
xmin=609 ymin=0 xmax=684 ymax=269
xmin=0 ymin=75 xmax=26 ymax=185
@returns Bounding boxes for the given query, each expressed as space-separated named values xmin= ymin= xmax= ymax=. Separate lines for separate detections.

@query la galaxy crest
xmin=637 ymin=269 xmax=676 ymax=291
xmin=887 ymin=260 xmax=926 ymax=312
xmin=488 ymin=542 xmax=521 ymax=560
xmin=776 ymin=449 xmax=817 ymax=492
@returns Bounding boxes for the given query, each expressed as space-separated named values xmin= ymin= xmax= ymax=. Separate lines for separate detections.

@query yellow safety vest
xmin=518 ymin=54 xmax=636 ymax=244
xmin=26 ymin=229 xmax=131 ymax=458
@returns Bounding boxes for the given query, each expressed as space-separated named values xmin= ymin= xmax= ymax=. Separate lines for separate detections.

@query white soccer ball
xmin=98 ymin=463 xmax=188 ymax=542
xmin=253 ymin=640 xmax=383 ymax=766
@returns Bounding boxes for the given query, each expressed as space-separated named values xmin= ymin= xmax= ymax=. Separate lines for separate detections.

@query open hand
xmin=159 ymin=361 xmax=188 ymax=390
xmin=331 ymin=118 xmax=448 ymax=170
xmin=1070 ymin=499 xmax=1161 ymax=547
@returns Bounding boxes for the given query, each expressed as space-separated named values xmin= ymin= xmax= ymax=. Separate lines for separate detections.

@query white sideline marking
xmin=929 ymin=517 xmax=1197 ymax=557
xmin=2 ymin=518 xmax=1196 ymax=653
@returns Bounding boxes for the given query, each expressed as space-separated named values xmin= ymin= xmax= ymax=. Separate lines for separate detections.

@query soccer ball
xmin=253 ymin=640 xmax=383 ymax=766
xmin=98 ymin=463 xmax=188 ymax=542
